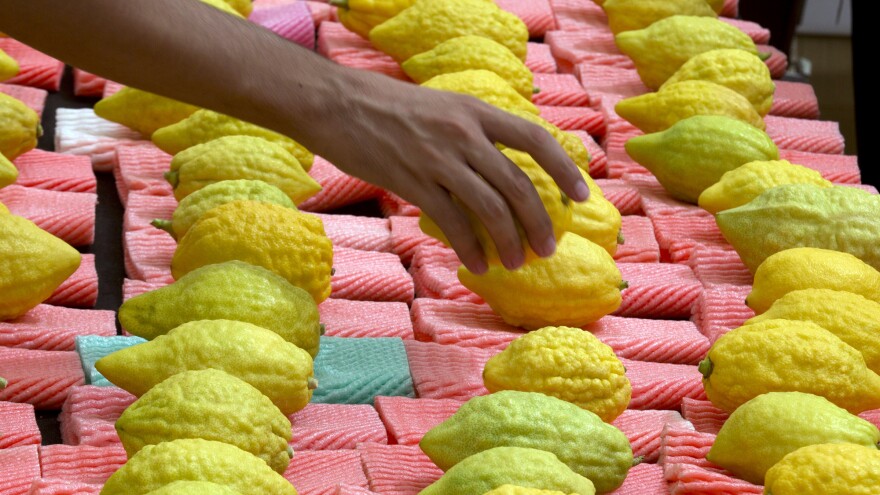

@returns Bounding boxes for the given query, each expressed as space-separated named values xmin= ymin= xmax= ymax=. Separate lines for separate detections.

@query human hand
xmin=304 ymin=71 xmax=590 ymax=274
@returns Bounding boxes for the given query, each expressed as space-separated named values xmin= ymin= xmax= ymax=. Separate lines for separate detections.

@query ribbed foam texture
xmin=610 ymin=463 xmax=667 ymax=495
xmin=318 ymin=299 xmax=414 ymax=339
xmin=0 ymin=186 xmax=96 ymax=246
xmin=0 ymin=39 xmax=64 ymax=91
xmin=616 ymin=263 xmax=703 ymax=319
xmin=0 ymin=401 xmax=41 ymax=448
xmin=54 ymin=108 xmax=148 ymax=172
xmin=779 ymin=149 xmax=861 ymax=184
xmin=681 ymin=398 xmax=730 ymax=435
xmin=38 ymin=444 xmax=128 ymax=484
xmin=622 ymin=359 xmax=707 ymax=410
xmin=330 ymin=247 xmax=414 ymax=303
xmin=532 ymin=73 xmax=590 ymax=107
xmin=576 ymin=65 xmax=649 ymax=107
xmin=765 ymin=115 xmax=845 ymax=155
xmin=771 ymin=81 xmax=820 ymax=119
xmin=357 ymin=443 xmax=443 ymax=495
xmin=496 ymin=0 xmax=556 ymax=37
xmin=404 ymin=340 xmax=495 ymax=401
xmin=611 ymin=409 xmax=686 ymax=463
xmin=389 ymin=216 xmax=445 ymax=266
xmin=113 ymin=144 xmax=173 ymax=205
xmin=46 ymin=254 xmax=99 ymax=309
xmin=311 ymin=337 xmax=414 ymax=405
xmin=12 ymin=149 xmax=96 ymax=193
xmin=75 ymin=335 xmax=147 ymax=387
xmin=290 ymin=403 xmax=387 ymax=450
xmin=614 ymin=215 xmax=660 ymax=263
xmin=0 ymin=445 xmax=41 ymax=495
xmin=123 ymin=228 xmax=175 ymax=284
xmin=299 ymin=157 xmax=385 ymax=212
xmin=539 ymin=105 xmax=606 ymax=136
xmin=373 ymin=396 xmax=462 ymax=445
xmin=691 ymin=285 xmax=754 ymax=344
xmin=587 ymin=316 xmax=710 ymax=365
xmin=0 ymin=82 xmax=47 ymax=116
xmin=283 ymin=450 xmax=369 ymax=495
xmin=250 ymin=1 xmax=316 ymax=50
xmin=525 ymin=42 xmax=557 ymax=74
xmin=72 ymin=69 xmax=108 ymax=97
xmin=123 ymin=192 xmax=177 ymax=234
xmin=410 ymin=298 xmax=526 ymax=350
xmin=312 ymin=213 xmax=392 ymax=253
xmin=0 ymin=347 xmax=85 ymax=410
xmin=0 ymin=304 xmax=115 ymax=352
xmin=317 ymin=22 xmax=407 ymax=81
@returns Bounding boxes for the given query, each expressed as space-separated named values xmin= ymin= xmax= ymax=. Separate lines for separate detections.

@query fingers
xmin=481 ymin=106 xmax=590 ymax=203
xmin=417 ymin=184 xmax=489 ymax=275
xmin=465 ymin=144 xmax=557 ymax=260
xmin=436 ymin=157 xmax=529 ymax=270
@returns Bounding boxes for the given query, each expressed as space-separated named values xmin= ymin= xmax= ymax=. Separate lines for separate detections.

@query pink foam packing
xmin=720 ymin=17 xmax=770 ymax=44
xmin=690 ymin=284 xmax=754 ymax=344
xmin=330 ymin=247 xmax=414 ymax=303
xmin=123 ymin=228 xmax=175 ymax=284
xmin=299 ymin=157 xmax=385 ymax=212
xmin=121 ymin=279 xmax=165 ymax=302
xmin=357 ymin=443 xmax=443 ymax=495
xmin=681 ymin=398 xmax=730 ymax=436
xmin=378 ymin=192 xmax=419 ymax=218
xmin=860 ymin=410 xmax=880 ymax=430
xmin=779 ymin=149 xmax=861 ymax=184
xmin=404 ymin=340 xmax=495 ymax=401
xmin=0 ymin=186 xmax=96 ymax=246
xmin=614 ymin=215 xmax=660 ymax=263
xmin=575 ymin=65 xmax=649 ymax=108
xmin=335 ymin=484 xmax=381 ymax=495
xmin=410 ymin=298 xmax=527 ymax=350
xmin=765 ymin=115 xmax=845 ymax=155
xmin=0 ymin=347 xmax=85 ymax=410
xmin=611 ymin=409 xmax=686 ymax=463
xmin=317 ymin=23 xmax=407 ymax=81
xmin=596 ymin=179 xmax=641 ymax=215
xmin=54 ymin=108 xmax=149 ymax=172
xmin=38 ymin=445 xmax=127 ymax=485
xmin=496 ymin=0 xmax=556 ymax=37
xmin=60 ymin=415 xmax=119 ymax=448
xmin=113 ymin=144 xmax=173 ymax=206
xmin=622 ymin=358 xmax=707 ymax=410
xmin=0 ymin=303 xmax=114 ymax=352
xmin=760 ymin=44 xmax=788 ymax=79
xmin=532 ymin=73 xmax=590 ymax=107
xmin=539 ymin=105 xmax=606 ymax=136
xmin=550 ymin=0 xmax=607 ymax=32
xmin=610 ymin=463 xmax=667 ymax=495
xmin=250 ymin=1 xmax=316 ymax=50
xmin=616 ymin=263 xmax=703 ymax=319
xmin=122 ymin=192 xmax=177 ymax=234
xmin=771 ymin=81 xmax=820 ymax=119
xmin=525 ymin=42 xmax=557 ymax=74
xmin=46 ymin=254 xmax=99 ymax=309
xmin=0 ymin=82 xmax=47 ymax=117
xmin=283 ymin=450 xmax=369 ymax=495
xmin=102 ymin=81 xmax=124 ymax=99
xmin=569 ymin=130 xmax=607 ymax=178
xmin=25 ymin=478 xmax=102 ymax=495
xmin=0 ymin=445 xmax=41 ymax=495
xmin=72 ymin=69 xmax=108 ymax=98
xmin=389 ymin=215 xmax=445 ymax=266
xmin=649 ymin=213 xmax=730 ymax=263
xmin=290 ymin=403 xmax=388 ymax=450
xmin=686 ymin=245 xmax=752 ymax=288
xmin=589 ymin=316 xmax=709 ymax=365
xmin=373 ymin=396 xmax=462 ymax=445
xmin=0 ymin=39 xmax=64 ymax=91
xmin=318 ymin=298 xmax=414 ymax=339
xmin=0 ymin=401 xmax=41 ymax=448
xmin=13 ymin=149 xmax=97 ymax=193
xmin=312 ymin=213 xmax=392 ymax=253
xmin=60 ymin=386 xmax=136 ymax=424
xmin=410 ymin=259 xmax=484 ymax=304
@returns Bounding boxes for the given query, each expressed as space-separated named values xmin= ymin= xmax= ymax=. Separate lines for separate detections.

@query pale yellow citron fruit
xmin=569 ymin=170 xmax=622 ymax=256
xmin=420 ymin=149 xmax=572 ymax=267
xmin=699 ymin=319 xmax=880 ymax=414
xmin=458 ymin=234 xmax=625 ymax=329
xmin=663 ymin=49 xmax=775 ymax=116
xmin=95 ymin=319 xmax=315 ymax=415
xmin=418 ymin=447 xmax=595 ymax=495
xmin=422 ymin=70 xmax=538 ymax=115
xmin=625 ymin=115 xmax=778 ymax=204
xmin=615 ymin=15 xmax=760 ymax=90
xmin=705 ymin=0 xmax=724 ymax=14
xmin=199 ymin=0 xmax=246 ymax=17
xmin=706 ymin=391 xmax=880 ymax=485
xmin=152 ymin=109 xmax=314 ymax=170
xmin=369 ymin=0 xmax=529 ymax=62
xmin=0 ymin=154 xmax=17 ymax=188
xmin=0 ymin=201 xmax=7 ymax=214
xmin=715 ymin=184 xmax=880 ymax=273
xmin=153 ymin=179 xmax=296 ymax=240
xmin=116 ymin=369 xmax=293 ymax=474
xmin=602 ymin=0 xmax=716 ymax=35
xmin=333 ymin=0 xmax=416 ymax=39
xmin=144 ymin=481 xmax=241 ymax=494
xmin=763 ymin=443 xmax=880 ymax=495
xmin=403 ymin=36 xmax=535 ymax=99
xmin=698 ymin=160 xmax=832 ymax=214
xmin=421 ymin=390 xmax=633 ymax=493
xmin=745 ymin=248 xmax=880 ymax=314
xmin=100 ymin=439 xmax=297 ymax=495
xmin=165 ymin=136 xmax=320 ymax=203
xmin=0 ymin=92 xmax=42 ymax=160
xmin=616 ymin=80 xmax=765 ymax=134
xmin=171 ymin=200 xmax=333 ymax=303
xmin=483 ymin=327 xmax=631 ymax=422
xmin=0 ymin=48 xmax=19 ymax=82
xmin=747 ymin=289 xmax=880 ymax=374
xmin=94 ymin=87 xmax=200 ymax=137
xmin=0 ymin=214 xmax=81 ymax=320
xmin=484 ymin=486 xmax=575 ymax=495
xmin=216 ymin=0 xmax=252 ymax=17
xmin=503 ymin=109 xmax=591 ymax=172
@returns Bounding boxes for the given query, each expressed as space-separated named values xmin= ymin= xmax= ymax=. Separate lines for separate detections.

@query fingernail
xmin=537 ymin=236 xmax=556 ymax=257
xmin=574 ymin=181 xmax=590 ymax=202
xmin=469 ymin=258 xmax=488 ymax=275
xmin=503 ymin=250 xmax=525 ymax=271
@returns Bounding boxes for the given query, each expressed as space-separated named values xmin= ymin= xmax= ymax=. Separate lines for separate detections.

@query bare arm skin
xmin=1 ymin=0 xmax=589 ymax=272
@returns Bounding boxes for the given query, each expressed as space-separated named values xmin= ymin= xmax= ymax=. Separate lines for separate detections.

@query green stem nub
xmin=287 ymin=445 xmax=294 ymax=457
xmin=532 ymin=86 xmax=541 ymax=95
xmin=319 ymin=323 xmax=326 ymax=336
xmin=331 ymin=267 xmax=336 ymax=276
xmin=632 ymin=455 xmax=644 ymax=467
xmin=164 ymin=171 xmax=179 ymax=188
xmin=36 ymin=123 xmax=44 ymax=139
xmin=617 ymin=230 xmax=626 ymax=245
xmin=150 ymin=219 xmax=175 ymax=238
xmin=328 ymin=0 xmax=349 ymax=8
xmin=0 ymin=377 xmax=6 ymax=390
xmin=698 ymin=357 xmax=714 ymax=379
xmin=308 ymin=377 xmax=319 ymax=390
xmin=619 ymin=280 xmax=629 ymax=290
xmin=758 ymin=51 xmax=772 ymax=61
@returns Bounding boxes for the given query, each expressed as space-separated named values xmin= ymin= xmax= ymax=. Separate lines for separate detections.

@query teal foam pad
xmin=312 ymin=336 xmax=414 ymax=405
xmin=75 ymin=335 xmax=146 ymax=387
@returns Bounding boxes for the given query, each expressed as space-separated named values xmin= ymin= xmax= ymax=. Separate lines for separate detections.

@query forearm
xmin=0 ymin=0 xmax=359 ymax=149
